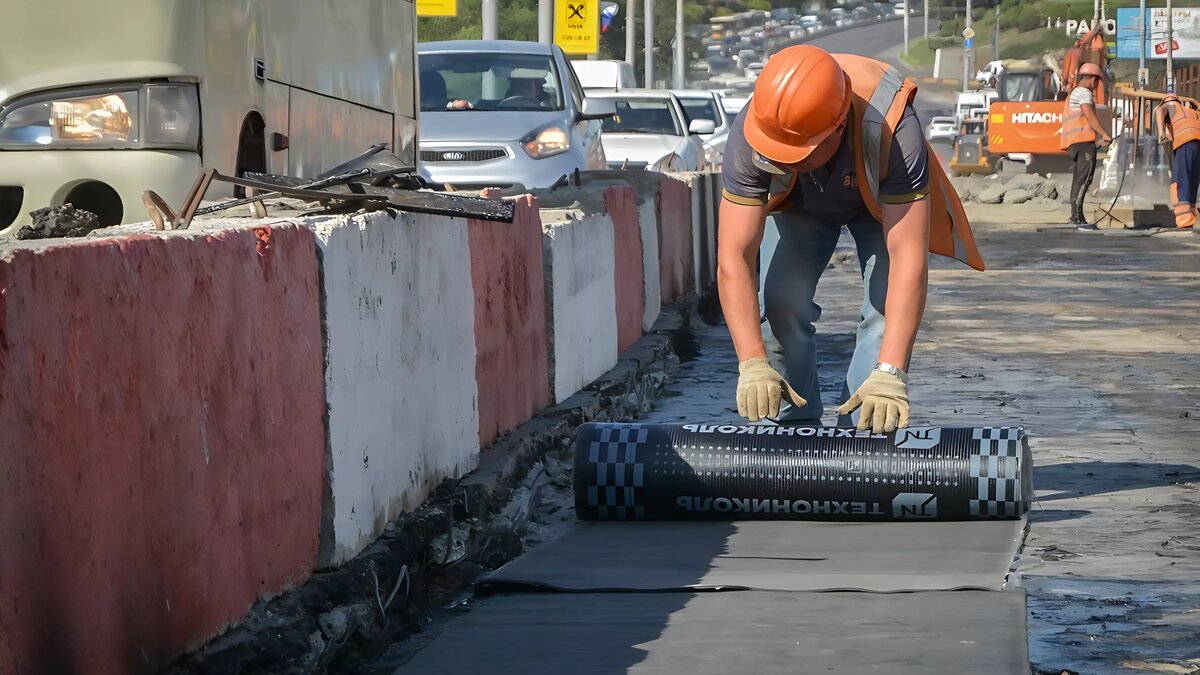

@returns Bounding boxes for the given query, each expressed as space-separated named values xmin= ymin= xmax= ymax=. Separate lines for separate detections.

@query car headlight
xmin=521 ymin=126 xmax=570 ymax=158
xmin=704 ymin=144 xmax=723 ymax=166
xmin=0 ymin=83 xmax=200 ymax=150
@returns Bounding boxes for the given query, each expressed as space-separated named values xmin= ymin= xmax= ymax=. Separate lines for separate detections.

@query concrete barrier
xmin=468 ymin=197 xmax=550 ymax=448
xmin=541 ymin=207 xmax=618 ymax=404
xmin=0 ymin=169 xmax=725 ymax=672
xmin=658 ymin=174 xmax=694 ymax=304
xmin=637 ymin=196 xmax=662 ymax=331
xmin=315 ymin=211 xmax=480 ymax=564
xmin=0 ymin=226 xmax=326 ymax=673
xmin=604 ymin=186 xmax=645 ymax=352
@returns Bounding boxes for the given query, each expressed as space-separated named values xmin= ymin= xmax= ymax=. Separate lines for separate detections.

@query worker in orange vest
xmin=1060 ymin=62 xmax=1111 ymax=230
xmin=1155 ymin=93 xmax=1200 ymax=229
xmin=718 ymin=45 xmax=984 ymax=434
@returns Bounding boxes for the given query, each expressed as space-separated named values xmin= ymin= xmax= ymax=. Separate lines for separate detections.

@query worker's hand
xmin=1101 ymin=134 xmax=1113 ymax=146
xmin=736 ymin=357 xmax=805 ymax=422
xmin=837 ymin=369 xmax=910 ymax=434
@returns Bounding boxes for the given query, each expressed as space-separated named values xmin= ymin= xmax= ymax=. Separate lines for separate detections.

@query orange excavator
xmin=986 ymin=23 xmax=1110 ymax=167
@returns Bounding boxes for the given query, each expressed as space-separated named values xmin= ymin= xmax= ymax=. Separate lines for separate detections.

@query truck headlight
xmin=522 ymin=126 xmax=570 ymax=158
xmin=0 ymin=83 xmax=200 ymax=150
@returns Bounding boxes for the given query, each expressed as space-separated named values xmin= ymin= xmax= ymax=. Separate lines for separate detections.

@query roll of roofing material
xmin=574 ymin=423 xmax=1031 ymax=521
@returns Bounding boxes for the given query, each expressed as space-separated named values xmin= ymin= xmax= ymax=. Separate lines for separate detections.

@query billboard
xmin=1117 ymin=7 xmax=1200 ymax=60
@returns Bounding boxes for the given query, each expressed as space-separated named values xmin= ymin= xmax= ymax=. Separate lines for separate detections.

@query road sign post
xmin=962 ymin=21 xmax=975 ymax=93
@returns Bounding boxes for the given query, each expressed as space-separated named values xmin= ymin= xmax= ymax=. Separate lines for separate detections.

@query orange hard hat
xmin=1077 ymin=63 xmax=1104 ymax=79
xmin=743 ymin=45 xmax=852 ymax=165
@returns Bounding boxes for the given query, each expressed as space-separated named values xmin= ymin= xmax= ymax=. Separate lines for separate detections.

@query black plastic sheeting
xmin=575 ymin=423 xmax=1032 ymax=521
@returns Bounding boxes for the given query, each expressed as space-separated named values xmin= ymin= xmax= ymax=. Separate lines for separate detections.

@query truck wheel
xmin=234 ymin=112 xmax=267 ymax=199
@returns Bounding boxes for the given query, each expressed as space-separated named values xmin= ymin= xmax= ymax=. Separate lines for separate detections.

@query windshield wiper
xmin=611 ymin=127 xmax=672 ymax=135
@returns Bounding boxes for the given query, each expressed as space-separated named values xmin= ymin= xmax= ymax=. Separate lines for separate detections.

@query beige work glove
xmin=837 ymin=369 xmax=910 ymax=434
xmin=736 ymin=357 xmax=806 ymax=422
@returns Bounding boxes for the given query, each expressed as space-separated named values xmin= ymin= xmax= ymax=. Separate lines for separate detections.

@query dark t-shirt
xmin=722 ymin=103 xmax=930 ymax=224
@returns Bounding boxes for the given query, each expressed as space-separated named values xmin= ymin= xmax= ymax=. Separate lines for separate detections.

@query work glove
xmin=736 ymin=357 xmax=805 ymax=422
xmin=837 ymin=369 xmax=910 ymax=435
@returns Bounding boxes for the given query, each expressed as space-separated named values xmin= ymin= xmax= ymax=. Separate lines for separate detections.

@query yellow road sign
xmin=417 ymin=0 xmax=457 ymax=18
xmin=556 ymin=0 xmax=599 ymax=55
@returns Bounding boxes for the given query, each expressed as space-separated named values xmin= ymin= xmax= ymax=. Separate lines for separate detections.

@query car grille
xmin=420 ymin=148 xmax=507 ymax=163
xmin=956 ymin=144 xmax=979 ymax=163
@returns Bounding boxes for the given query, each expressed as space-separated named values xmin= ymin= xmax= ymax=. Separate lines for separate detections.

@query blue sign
xmin=964 ymin=37 xmax=973 ymax=50
xmin=1116 ymin=7 xmax=1147 ymax=59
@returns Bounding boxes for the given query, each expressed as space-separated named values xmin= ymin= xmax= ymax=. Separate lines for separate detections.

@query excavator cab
xmin=996 ymin=65 xmax=1059 ymax=103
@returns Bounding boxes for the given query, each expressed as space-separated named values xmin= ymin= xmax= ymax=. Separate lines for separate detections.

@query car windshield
xmin=1001 ymin=73 xmax=1041 ymax=102
xmin=603 ymin=99 xmax=681 ymax=135
xmin=678 ymin=98 xmax=721 ymax=126
xmin=418 ymin=52 xmax=564 ymax=112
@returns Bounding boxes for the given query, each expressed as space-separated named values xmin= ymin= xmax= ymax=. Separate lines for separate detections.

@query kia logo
xmin=443 ymin=151 xmax=465 ymax=161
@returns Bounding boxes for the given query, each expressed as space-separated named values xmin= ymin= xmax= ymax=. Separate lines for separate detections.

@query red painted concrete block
xmin=0 ymin=226 xmax=326 ymax=674
xmin=468 ymin=197 xmax=550 ymax=447
xmin=658 ymin=175 xmax=694 ymax=304
xmin=605 ymin=186 xmax=645 ymax=352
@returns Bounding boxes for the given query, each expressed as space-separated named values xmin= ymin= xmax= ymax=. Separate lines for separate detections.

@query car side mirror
xmin=579 ymin=98 xmax=617 ymax=120
xmin=689 ymin=119 xmax=717 ymax=135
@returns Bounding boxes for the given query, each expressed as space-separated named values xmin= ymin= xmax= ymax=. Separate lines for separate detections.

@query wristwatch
xmin=874 ymin=361 xmax=908 ymax=383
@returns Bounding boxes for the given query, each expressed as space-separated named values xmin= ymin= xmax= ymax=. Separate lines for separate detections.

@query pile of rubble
xmin=954 ymin=174 xmax=1065 ymax=205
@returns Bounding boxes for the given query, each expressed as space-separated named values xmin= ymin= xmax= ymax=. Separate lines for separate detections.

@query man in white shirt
xmin=1059 ymin=63 xmax=1112 ymax=229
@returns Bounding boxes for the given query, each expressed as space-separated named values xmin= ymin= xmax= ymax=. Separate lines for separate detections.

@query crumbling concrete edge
xmin=162 ymin=294 xmax=709 ymax=675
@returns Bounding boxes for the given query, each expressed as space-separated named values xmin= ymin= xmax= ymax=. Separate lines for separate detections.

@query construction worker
xmin=718 ymin=45 xmax=985 ymax=434
xmin=1154 ymin=94 xmax=1200 ymax=229
xmin=1059 ymin=62 xmax=1111 ymax=230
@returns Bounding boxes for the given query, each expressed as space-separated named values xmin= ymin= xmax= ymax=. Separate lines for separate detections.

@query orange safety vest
xmin=764 ymin=54 xmax=986 ymax=272
xmin=1165 ymin=102 xmax=1200 ymax=150
xmin=1059 ymin=90 xmax=1098 ymax=150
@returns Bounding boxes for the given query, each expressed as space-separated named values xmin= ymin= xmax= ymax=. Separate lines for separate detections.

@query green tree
xmin=1016 ymin=6 xmax=1040 ymax=32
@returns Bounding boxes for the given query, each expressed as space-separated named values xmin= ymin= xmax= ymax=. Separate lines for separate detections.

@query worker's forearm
xmin=717 ymin=199 xmax=769 ymax=362
xmin=878 ymin=200 xmax=931 ymax=370
xmin=718 ymin=251 xmax=768 ymax=362
xmin=1083 ymin=105 xmax=1109 ymax=138
xmin=878 ymin=246 xmax=928 ymax=369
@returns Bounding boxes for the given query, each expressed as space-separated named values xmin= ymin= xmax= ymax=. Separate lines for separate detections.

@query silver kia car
xmin=417 ymin=40 xmax=615 ymax=191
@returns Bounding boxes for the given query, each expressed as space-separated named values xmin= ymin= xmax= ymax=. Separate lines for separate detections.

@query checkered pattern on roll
xmin=586 ymin=423 xmax=649 ymax=519
xmin=969 ymin=427 xmax=1024 ymax=518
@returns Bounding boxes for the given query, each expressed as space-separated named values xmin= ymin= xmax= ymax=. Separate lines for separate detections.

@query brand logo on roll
xmin=892 ymin=492 xmax=938 ymax=519
xmin=894 ymin=427 xmax=942 ymax=450
xmin=676 ymin=496 xmax=885 ymax=516
xmin=680 ymin=424 xmax=884 ymax=438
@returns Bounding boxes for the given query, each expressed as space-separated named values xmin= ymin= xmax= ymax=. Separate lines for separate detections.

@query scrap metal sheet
xmin=398 ymin=589 xmax=1029 ymax=674
xmin=482 ymin=519 xmax=1027 ymax=592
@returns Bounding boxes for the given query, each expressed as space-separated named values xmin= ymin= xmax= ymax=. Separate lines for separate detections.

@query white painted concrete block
xmin=315 ymin=211 xmax=480 ymax=563
xmin=637 ymin=199 xmax=662 ymax=331
xmin=543 ymin=211 xmax=618 ymax=404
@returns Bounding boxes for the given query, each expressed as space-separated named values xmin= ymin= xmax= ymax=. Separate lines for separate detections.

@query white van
xmin=954 ymin=91 xmax=999 ymax=124
xmin=0 ymin=0 xmax=418 ymax=234
xmin=570 ymin=60 xmax=638 ymax=90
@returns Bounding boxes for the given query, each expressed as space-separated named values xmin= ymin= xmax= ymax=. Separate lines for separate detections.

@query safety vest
xmin=1165 ymin=102 xmax=1200 ymax=150
xmin=1170 ymin=180 xmax=1198 ymax=228
xmin=1059 ymin=89 xmax=1098 ymax=150
xmin=763 ymin=54 xmax=985 ymax=271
